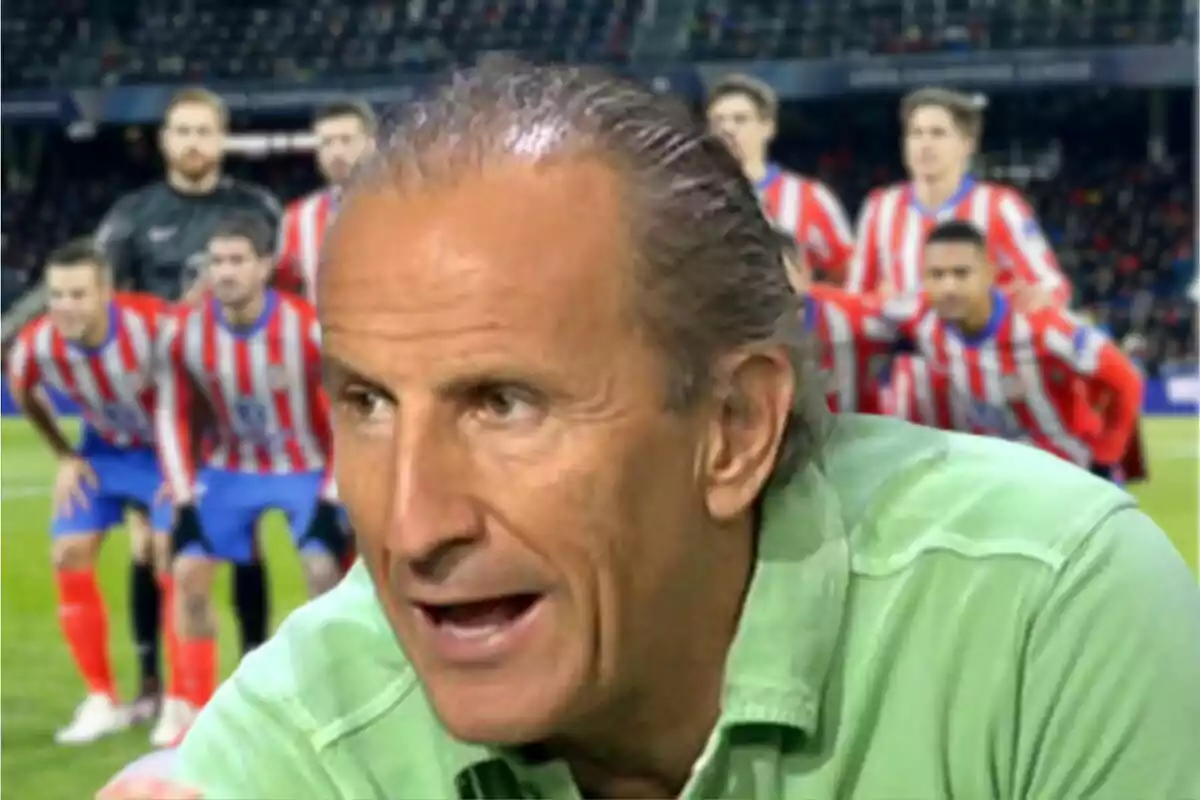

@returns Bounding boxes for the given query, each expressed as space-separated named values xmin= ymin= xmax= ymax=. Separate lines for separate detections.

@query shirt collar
xmin=442 ymin=457 xmax=851 ymax=785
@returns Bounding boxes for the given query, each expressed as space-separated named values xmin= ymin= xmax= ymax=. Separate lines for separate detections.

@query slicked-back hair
xmin=926 ymin=219 xmax=986 ymax=250
xmin=351 ymin=61 xmax=827 ymax=479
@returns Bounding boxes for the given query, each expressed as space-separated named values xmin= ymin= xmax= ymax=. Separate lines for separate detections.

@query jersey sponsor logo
xmin=147 ymin=226 xmax=177 ymax=242
xmin=266 ymin=364 xmax=291 ymax=390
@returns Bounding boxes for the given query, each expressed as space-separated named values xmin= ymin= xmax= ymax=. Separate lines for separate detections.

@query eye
xmin=467 ymin=383 xmax=544 ymax=426
xmin=337 ymin=383 xmax=392 ymax=425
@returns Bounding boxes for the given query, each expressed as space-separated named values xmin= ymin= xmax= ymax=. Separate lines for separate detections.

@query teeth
xmin=442 ymin=621 xmax=505 ymax=641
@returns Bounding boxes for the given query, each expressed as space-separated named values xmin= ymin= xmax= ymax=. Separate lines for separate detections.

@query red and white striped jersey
xmin=155 ymin=290 xmax=332 ymax=497
xmin=879 ymin=291 xmax=1142 ymax=466
xmin=846 ymin=178 xmax=1071 ymax=303
xmin=276 ymin=188 xmax=338 ymax=303
xmin=806 ymin=284 xmax=895 ymax=415
xmin=7 ymin=293 xmax=170 ymax=448
xmin=758 ymin=166 xmax=854 ymax=279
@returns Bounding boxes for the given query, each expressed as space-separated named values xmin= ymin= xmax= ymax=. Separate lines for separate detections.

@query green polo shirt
xmin=176 ymin=415 xmax=1200 ymax=799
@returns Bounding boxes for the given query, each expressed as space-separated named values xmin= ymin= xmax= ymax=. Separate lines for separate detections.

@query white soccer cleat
xmin=54 ymin=693 xmax=132 ymax=745
xmin=149 ymin=697 xmax=199 ymax=748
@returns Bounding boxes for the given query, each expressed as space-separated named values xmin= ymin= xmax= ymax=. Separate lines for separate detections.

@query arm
xmin=844 ymin=192 xmax=880 ymax=295
xmin=95 ymin=197 xmax=142 ymax=292
xmin=273 ymin=202 xmax=305 ymax=295
xmin=174 ymin=665 xmax=341 ymax=797
xmin=1011 ymin=507 xmax=1200 ymax=799
xmin=1043 ymin=315 xmax=1144 ymax=466
xmin=993 ymin=189 xmax=1071 ymax=306
xmin=805 ymin=181 xmax=855 ymax=281
xmin=7 ymin=332 xmax=72 ymax=458
xmin=154 ymin=319 xmax=198 ymax=504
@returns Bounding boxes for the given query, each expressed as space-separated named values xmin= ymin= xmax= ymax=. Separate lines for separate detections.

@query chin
xmin=425 ymin=665 xmax=582 ymax=745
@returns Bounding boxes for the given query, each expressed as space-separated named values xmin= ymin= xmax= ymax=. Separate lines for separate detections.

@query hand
xmin=1009 ymin=281 xmax=1054 ymax=312
xmin=52 ymin=456 xmax=97 ymax=518
xmin=97 ymin=777 xmax=201 ymax=799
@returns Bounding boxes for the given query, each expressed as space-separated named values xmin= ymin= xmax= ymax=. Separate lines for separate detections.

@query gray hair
xmin=353 ymin=61 xmax=828 ymax=480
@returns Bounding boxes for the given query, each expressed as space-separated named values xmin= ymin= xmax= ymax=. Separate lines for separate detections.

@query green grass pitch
xmin=2 ymin=416 xmax=1196 ymax=798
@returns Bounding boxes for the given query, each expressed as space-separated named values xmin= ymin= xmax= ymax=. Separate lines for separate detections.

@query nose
xmin=386 ymin=411 xmax=484 ymax=581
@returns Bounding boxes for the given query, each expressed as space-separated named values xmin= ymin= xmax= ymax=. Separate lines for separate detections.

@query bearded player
xmin=880 ymin=220 xmax=1142 ymax=475
xmin=276 ymin=99 xmax=377 ymax=301
xmin=153 ymin=212 xmax=346 ymax=744
xmin=6 ymin=240 xmax=177 ymax=743
xmin=94 ymin=87 xmax=280 ymax=693
xmin=707 ymin=74 xmax=854 ymax=280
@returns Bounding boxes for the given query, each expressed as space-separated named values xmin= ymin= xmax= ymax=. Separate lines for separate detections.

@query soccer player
xmin=275 ymin=99 xmax=377 ymax=302
xmin=6 ymin=239 xmax=175 ymax=743
xmin=153 ymin=212 xmax=346 ymax=744
xmin=845 ymin=87 xmax=1074 ymax=422
xmin=706 ymin=73 xmax=854 ymax=280
xmin=95 ymin=86 xmax=280 ymax=678
xmin=776 ymin=230 xmax=894 ymax=415
xmin=881 ymin=220 xmax=1143 ymax=473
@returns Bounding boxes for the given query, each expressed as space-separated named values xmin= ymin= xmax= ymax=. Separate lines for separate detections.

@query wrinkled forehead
xmin=318 ymin=157 xmax=640 ymax=351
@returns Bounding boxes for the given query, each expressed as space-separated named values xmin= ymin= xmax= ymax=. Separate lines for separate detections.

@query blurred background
xmin=0 ymin=0 xmax=1195 ymax=795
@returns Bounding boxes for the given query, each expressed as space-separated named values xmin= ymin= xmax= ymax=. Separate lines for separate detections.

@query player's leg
xmin=49 ymin=484 xmax=130 ymax=744
xmin=125 ymin=507 xmax=162 ymax=722
xmin=232 ymin=525 xmax=269 ymax=656
xmin=153 ymin=469 xmax=258 ymax=747
xmin=284 ymin=472 xmax=347 ymax=597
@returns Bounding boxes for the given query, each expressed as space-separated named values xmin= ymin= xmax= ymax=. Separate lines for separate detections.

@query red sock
xmin=176 ymin=636 xmax=216 ymax=709
xmin=55 ymin=569 xmax=115 ymax=699
xmin=158 ymin=573 xmax=181 ymax=698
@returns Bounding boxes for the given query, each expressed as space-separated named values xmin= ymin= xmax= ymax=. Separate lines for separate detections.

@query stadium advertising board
xmin=0 ymin=45 xmax=1191 ymax=124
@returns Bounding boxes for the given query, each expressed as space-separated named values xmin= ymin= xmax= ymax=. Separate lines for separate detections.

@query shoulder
xmin=225 ymin=179 xmax=282 ymax=215
xmin=862 ymin=183 xmax=907 ymax=213
xmin=276 ymin=290 xmax=318 ymax=320
xmin=15 ymin=314 xmax=51 ymax=344
xmin=220 ymin=563 xmax=430 ymax=745
xmin=821 ymin=415 xmax=1136 ymax=576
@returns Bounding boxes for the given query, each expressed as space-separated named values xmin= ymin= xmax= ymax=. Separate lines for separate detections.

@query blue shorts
xmin=51 ymin=428 xmax=173 ymax=538
xmin=179 ymin=468 xmax=334 ymax=564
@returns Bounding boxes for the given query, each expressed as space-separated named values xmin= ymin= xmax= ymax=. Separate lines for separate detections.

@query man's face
xmin=707 ymin=93 xmax=774 ymax=167
xmin=321 ymin=160 xmax=741 ymax=745
xmin=314 ymin=114 xmax=374 ymax=185
xmin=903 ymin=105 xmax=973 ymax=183
xmin=206 ymin=235 xmax=268 ymax=309
xmin=47 ymin=264 xmax=109 ymax=341
xmin=923 ymin=240 xmax=991 ymax=324
xmin=160 ymin=102 xmax=225 ymax=180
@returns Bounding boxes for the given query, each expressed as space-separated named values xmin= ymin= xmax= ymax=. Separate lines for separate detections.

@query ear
xmin=701 ymin=346 xmax=795 ymax=522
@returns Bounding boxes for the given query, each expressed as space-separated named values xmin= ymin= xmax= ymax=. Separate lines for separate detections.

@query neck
xmin=79 ymin=304 xmax=112 ymax=348
xmin=959 ymin=292 xmax=994 ymax=336
xmin=912 ymin=172 xmax=965 ymax=210
xmin=742 ymin=158 xmax=769 ymax=186
xmin=221 ymin=292 xmax=267 ymax=328
xmin=167 ymin=169 xmax=220 ymax=195
xmin=549 ymin=517 xmax=756 ymax=798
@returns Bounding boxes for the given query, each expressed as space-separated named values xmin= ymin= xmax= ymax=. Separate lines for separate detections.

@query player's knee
xmin=151 ymin=534 xmax=173 ymax=577
xmin=126 ymin=508 xmax=154 ymax=563
xmin=51 ymin=534 xmax=101 ymax=571
xmin=301 ymin=551 xmax=340 ymax=596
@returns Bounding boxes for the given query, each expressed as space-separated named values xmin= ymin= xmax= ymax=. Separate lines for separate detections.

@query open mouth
xmin=418 ymin=593 xmax=540 ymax=639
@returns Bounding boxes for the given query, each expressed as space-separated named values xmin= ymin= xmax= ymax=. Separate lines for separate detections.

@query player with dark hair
xmin=152 ymin=212 xmax=346 ymax=745
xmin=706 ymin=74 xmax=854 ymax=280
xmin=275 ymin=98 xmax=377 ymax=301
xmin=880 ymin=220 xmax=1143 ymax=474
xmin=94 ymin=87 xmax=281 ymax=722
xmin=6 ymin=240 xmax=177 ymax=743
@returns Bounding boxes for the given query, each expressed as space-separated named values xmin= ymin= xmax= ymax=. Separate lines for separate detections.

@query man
xmin=151 ymin=212 xmax=345 ymax=746
xmin=706 ymin=74 xmax=854 ymax=280
xmin=777 ymin=230 xmax=894 ymax=415
xmin=102 ymin=63 xmax=1199 ymax=800
xmin=844 ymin=87 xmax=1073 ymax=424
xmin=94 ymin=86 xmax=280 ymax=702
xmin=7 ymin=239 xmax=176 ymax=743
xmin=275 ymin=99 xmax=377 ymax=302
xmin=881 ymin=220 xmax=1144 ymax=474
